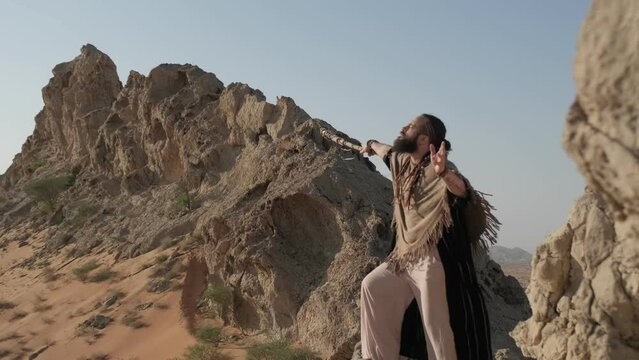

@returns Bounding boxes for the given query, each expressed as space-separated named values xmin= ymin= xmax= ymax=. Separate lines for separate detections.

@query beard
xmin=393 ymin=134 xmax=418 ymax=153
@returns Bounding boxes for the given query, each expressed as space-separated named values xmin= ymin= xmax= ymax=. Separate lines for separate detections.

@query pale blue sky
xmin=0 ymin=1 xmax=590 ymax=252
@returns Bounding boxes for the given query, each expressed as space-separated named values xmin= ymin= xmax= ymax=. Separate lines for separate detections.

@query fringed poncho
xmin=385 ymin=151 xmax=499 ymax=272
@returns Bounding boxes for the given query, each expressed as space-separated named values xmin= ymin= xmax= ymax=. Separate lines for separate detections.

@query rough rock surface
xmin=512 ymin=1 xmax=639 ymax=359
xmin=476 ymin=254 xmax=532 ymax=359
xmin=0 ymin=45 xmax=529 ymax=358
xmin=2 ymin=44 xmax=122 ymax=187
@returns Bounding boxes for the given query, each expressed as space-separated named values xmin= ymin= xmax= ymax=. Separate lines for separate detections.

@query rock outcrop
xmin=512 ymin=1 xmax=639 ymax=359
xmin=2 ymin=44 xmax=122 ymax=187
xmin=0 ymin=45 xmax=529 ymax=358
xmin=476 ymin=254 xmax=532 ymax=359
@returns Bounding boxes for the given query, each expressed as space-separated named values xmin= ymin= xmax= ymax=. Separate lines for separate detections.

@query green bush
xmin=89 ymin=269 xmax=115 ymax=283
xmin=66 ymin=245 xmax=91 ymax=259
xmin=178 ymin=344 xmax=227 ymax=360
xmin=122 ymin=310 xmax=146 ymax=329
xmin=42 ymin=267 xmax=58 ymax=282
xmin=9 ymin=310 xmax=28 ymax=322
xmin=48 ymin=233 xmax=74 ymax=252
xmin=194 ymin=327 xmax=221 ymax=344
xmin=26 ymin=174 xmax=75 ymax=213
xmin=175 ymin=182 xmax=194 ymax=211
xmin=73 ymin=261 xmax=100 ymax=281
xmin=97 ymin=290 xmax=126 ymax=310
xmin=138 ymin=262 xmax=153 ymax=271
xmin=155 ymin=254 xmax=169 ymax=264
xmin=150 ymin=257 xmax=184 ymax=282
xmin=201 ymin=286 xmax=233 ymax=306
xmin=0 ymin=300 xmax=16 ymax=311
xmin=79 ymin=314 xmax=112 ymax=330
xmin=247 ymin=340 xmax=316 ymax=360
xmin=28 ymin=158 xmax=48 ymax=173
xmin=198 ymin=285 xmax=233 ymax=319
xmin=69 ymin=203 xmax=99 ymax=227
xmin=146 ymin=278 xmax=172 ymax=293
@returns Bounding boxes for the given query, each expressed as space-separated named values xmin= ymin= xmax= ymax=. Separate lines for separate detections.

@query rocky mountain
xmin=511 ymin=1 xmax=639 ymax=359
xmin=490 ymin=246 xmax=533 ymax=290
xmin=490 ymin=245 xmax=533 ymax=265
xmin=0 ymin=45 xmax=529 ymax=359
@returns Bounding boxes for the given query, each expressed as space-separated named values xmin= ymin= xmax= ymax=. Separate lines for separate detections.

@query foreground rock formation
xmin=0 ymin=45 xmax=528 ymax=359
xmin=512 ymin=1 xmax=639 ymax=359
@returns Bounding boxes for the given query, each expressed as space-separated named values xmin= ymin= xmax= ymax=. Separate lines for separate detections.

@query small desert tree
xmin=27 ymin=158 xmax=48 ymax=173
xmin=175 ymin=180 xmax=195 ymax=211
xmin=26 ymin=174 xmax=75 ymax=213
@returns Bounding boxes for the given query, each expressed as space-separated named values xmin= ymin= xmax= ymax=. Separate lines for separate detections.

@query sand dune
xmin=0 ymin=239 xmax=250 ymax=360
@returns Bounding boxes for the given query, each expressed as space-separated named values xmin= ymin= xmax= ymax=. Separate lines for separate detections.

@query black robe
xmin=384 ymin=154 xmax=493 ymax=360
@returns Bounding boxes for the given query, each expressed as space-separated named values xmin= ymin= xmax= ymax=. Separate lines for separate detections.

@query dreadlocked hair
xmin=394 ymin=113 xmax=450 ymax=209
xmin=395 ymin=155 xmax=429 ymax=209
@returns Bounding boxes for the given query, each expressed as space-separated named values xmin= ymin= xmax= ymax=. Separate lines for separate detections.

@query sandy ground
xmin=0 ymin=228 xmax=249 ymax=360
xmin=1 ymin=225 xmax=530 ymax=360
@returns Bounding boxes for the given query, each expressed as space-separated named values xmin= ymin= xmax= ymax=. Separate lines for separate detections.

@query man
xmin=359 ymin=114 xmax=497 ymax=360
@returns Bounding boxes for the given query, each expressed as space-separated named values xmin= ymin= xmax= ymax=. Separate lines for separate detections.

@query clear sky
xmin=0 ymin=0 xmax=590 ymax=252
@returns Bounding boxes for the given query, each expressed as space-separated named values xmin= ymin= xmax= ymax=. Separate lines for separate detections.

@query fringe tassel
xmin=386 ymin=188 xmax=500 ymax=273
xmin=468 ymin=189 xmax=501 ymax=252
xmin=385 ymin=156 xmax=501 ymax=273
xmin=386 ymin=187 xmax=453 ymax=273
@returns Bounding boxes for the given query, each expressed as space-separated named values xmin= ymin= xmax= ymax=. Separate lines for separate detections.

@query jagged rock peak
xmin=1 ymin=45 xmax=316 ymax=192
xmin=2 ymin=44 xmax=122 ymax=187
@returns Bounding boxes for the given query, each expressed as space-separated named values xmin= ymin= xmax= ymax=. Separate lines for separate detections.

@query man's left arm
xmin=430 ymin=142 xmax=468 ymax=198
xmin=439 ymin=168 xmax=468 ymax=198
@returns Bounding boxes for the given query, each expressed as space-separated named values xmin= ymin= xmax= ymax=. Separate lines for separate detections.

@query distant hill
xmin=489 ymin=245 xmax=533 ymax=264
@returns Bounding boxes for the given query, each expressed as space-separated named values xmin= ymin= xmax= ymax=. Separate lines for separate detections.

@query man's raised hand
xmin=429 ymin=141 xmax=447 ymax=174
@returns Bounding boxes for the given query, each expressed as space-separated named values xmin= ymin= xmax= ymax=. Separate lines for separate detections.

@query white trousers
xmin=360 ymin=248 xmax=457 ymax=360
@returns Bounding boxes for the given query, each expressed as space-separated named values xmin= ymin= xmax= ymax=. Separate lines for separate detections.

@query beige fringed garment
xmin=385 ymin=152 xmax=500 ymax=273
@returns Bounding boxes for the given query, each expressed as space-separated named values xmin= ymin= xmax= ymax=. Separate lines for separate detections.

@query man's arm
xmin=360 ymin=140 xmax=392 ymax=158
xmin=439 ymin=168 xmax=467 ymax=198
xmin=430 ymin=142 xmax=467 ymax=198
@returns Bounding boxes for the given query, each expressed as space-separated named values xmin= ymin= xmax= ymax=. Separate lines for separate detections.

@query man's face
xmin=393 ymin=117 xmax=426 ymax=153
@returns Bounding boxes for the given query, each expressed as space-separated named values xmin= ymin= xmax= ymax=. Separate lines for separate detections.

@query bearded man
xmin=359 ymin=113 xmax=498 ymax=360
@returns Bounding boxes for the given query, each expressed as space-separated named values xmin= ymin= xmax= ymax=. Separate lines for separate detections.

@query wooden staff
xmin=320 ymin=128 xmax=363 ymax=152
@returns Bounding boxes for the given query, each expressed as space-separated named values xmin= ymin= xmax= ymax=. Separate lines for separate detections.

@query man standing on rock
xmin=359 ymin=114 xmax=497 ymax=360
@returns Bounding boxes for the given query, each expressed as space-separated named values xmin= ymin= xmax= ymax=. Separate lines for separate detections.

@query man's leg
xmin=405 ymin=249 xmax=457 ymax=360
xmin=360 ymin=263 xmax=414 ymax=360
